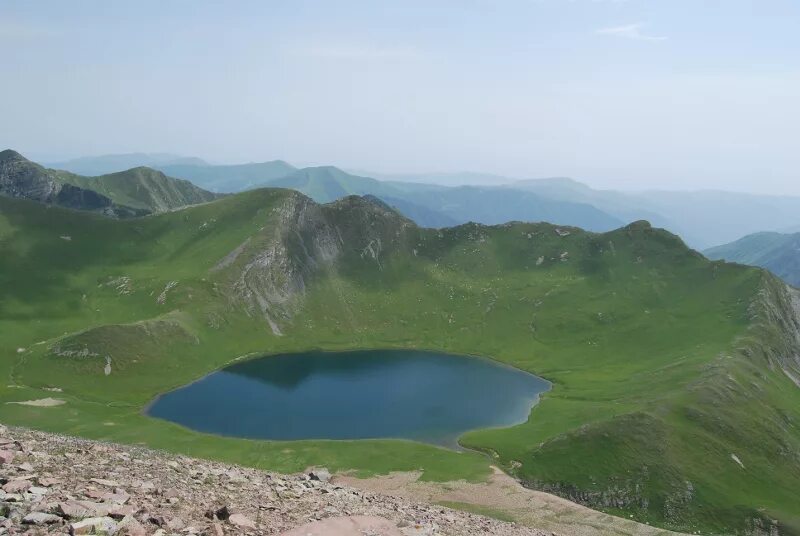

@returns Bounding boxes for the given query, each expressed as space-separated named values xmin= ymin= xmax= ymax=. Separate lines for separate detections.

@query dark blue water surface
xmin=147 ymin=350 xmax=549 ymax=447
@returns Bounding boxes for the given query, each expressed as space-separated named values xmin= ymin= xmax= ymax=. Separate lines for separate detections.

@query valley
xmin=2 ymin=180 xmax=800 ymax=534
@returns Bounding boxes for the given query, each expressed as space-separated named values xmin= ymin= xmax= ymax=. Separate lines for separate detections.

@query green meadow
xmin=1 ymin=189 xmax=799 ymax=535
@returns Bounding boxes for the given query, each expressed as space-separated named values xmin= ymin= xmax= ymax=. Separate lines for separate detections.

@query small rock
xmin=2 ymin=479 xmax=31 ymax=493
xmin=69 ymin=516 xmax=118 ymax=535
xmin=17 ymin=462 xmax=34 ymax=472
xmin=308 ymin=468 xmax=331 ymax=482
xmin=22 ymin=511 xmax=61 ymax=525
xmin=108 ymin=504 xmax=138 ymax=519
xmin=228 ymin=513 xmax=257 ymax=530
xmin=27 ymin=485 xmax=48 ymax=496
xmin=213 ymin=506 xmax=233 ymax=520
xmin=58 ymin=500 xmax=110 ymax=519
xmin=116 ymin=515 xmax=147 ymax=536
xmin=206 ymin=522 xmax=225 ymax=536
xmin=90 ymin=477 xmax=119 ymax=487
xmin=166 ymin=517 xmax=186 ymax=530
xmin=0 ymin=450 xmax=15 ymax=464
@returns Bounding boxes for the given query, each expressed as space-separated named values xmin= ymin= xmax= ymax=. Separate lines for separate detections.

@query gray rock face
xmin=227 ymin=192 xmax=414 ymax=335
xmin=0 ymin=149 xmax=218 ymax=218
xmin=0 ymin=150 xmax=111 ymax=209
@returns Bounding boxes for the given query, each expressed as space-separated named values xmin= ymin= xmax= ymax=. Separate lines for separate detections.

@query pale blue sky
xmin=2 ymin=0 xmax=798 ymax=193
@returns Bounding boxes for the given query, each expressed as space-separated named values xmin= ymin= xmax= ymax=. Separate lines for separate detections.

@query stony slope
xmin=1 ymin=189 xmax=799 ymax=534
xmin=704 ymin=231 xmax=800 ymax=287
xmin=0 ymin=425 xmax=548 ymax=535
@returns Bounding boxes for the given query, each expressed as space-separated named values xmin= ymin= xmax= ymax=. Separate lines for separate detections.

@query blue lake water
xmin=147 ymin=349 xmax=549 ymax=448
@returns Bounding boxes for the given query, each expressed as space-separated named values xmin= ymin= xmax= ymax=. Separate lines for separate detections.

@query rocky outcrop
xmin=744 ymin=274 xmax=800 ymax=386
xmin=0 ymin=425 xmax=546 ymax=535
xmin=0 ymin=150 xmax=114 ymax=213
xmin=226 ymin=193 xmax=414 ymax=334
xmin=0 ymin=149 xmax=218 ymax=217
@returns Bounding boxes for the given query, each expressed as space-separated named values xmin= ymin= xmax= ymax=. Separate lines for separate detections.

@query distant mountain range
xmin=157 ymin=160 xmax=297 ymax=193
xmin=0 ymin=150 xmax=220 ymax=217
xmin=704 ymin=231 xmax=800 ymax=287
xmin=47 ymin=153 xmax=208 ymax=176
xmin=20 ymin=152 xmax=800 ymax=248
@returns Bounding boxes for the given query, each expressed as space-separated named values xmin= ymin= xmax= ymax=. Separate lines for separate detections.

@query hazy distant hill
xmin=267 ymin=167 xmax=624 ymax=231
xmin=1 ymin=149 xmax=219 ymax=216
xmin=159 ymin=162 xmax=623 ymax=231
xmin=512 ymin=178 xmax=800 ymax=249
xmin=47 ymin=153 xmax=208 ymax=176
xmin=157 ymin=160 xmax=296 ymax=193
xmin=352 ymin=169 xmax=514 ymax=187
xmin=705 ymin=231 xmax=800 ymax=286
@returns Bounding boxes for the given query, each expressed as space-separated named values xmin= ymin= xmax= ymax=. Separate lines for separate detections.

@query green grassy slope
xmin=59 ymin=166 xmax=221 ymax=212
xmin=1 ymin=190 xmax=799 ymax=535
xmin=2 ymin=149 xmax=220 ymax=215
xmin=705 ymin=232 xmax=800 ymax=287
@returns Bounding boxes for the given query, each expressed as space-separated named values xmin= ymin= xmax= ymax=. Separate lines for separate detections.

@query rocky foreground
xmin=0 ymin=425 xmax=549 ymax=536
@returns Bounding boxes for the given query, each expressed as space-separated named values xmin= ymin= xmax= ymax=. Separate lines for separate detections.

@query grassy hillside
xmin=1 ymin=190 xmax=799 ymax=535
xmin=60 ymin=166 xmax=221 ymax=212
xmin=1 ymin=149 xmax=220 ymax=215
xmin=705 ymin=232 xmax=800 ymax=287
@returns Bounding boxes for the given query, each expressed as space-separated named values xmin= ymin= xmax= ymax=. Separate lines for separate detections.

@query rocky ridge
xmin=0 ymin=425 xmax=548 ymax=536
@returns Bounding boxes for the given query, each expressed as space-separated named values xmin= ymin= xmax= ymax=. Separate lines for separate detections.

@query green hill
xmin=705 ymin=232 xmax=800 ymax=287
xmin=1 ymin=189 xmax=799 ymax=534
xmin=1 ymin=149 xmax=220 ymax=215
xmin=62 ymin=166 xmax=221 ymax=213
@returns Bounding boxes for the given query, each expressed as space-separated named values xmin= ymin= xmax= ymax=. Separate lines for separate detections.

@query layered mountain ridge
xmin=705 ymin=231 xmax=800 ymax=287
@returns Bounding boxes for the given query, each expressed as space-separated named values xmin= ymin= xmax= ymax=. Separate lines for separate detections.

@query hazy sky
xmin=2 ymin=0 xmax=799 ymax=193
